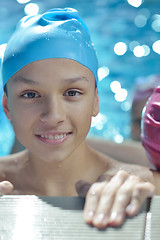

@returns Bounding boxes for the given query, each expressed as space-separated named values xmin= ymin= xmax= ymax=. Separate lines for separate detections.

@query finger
xmin=126 ymin=182 xmax=155 ymax=216
xmin=83 ymin=182 xmax=105 ymax=225
xmin=92 ymin=170 xmax=129 ymax=228
xmin=108 ymin=175 xmax=142 ymax=226
xmin=0 ymin=181 xmax=13 ymax=195
xmin=109 ymin=177 xmax=155 ymax=226
xmin=75 ymin=180 xmax=91 ymax=197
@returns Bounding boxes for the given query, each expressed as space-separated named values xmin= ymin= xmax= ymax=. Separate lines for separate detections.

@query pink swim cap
xmin=141 ymin=86 xmax=160 ymax=170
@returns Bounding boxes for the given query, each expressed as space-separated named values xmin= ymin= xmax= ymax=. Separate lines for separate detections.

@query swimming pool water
xmin=0 ymin=0 xmax=160 ymax=155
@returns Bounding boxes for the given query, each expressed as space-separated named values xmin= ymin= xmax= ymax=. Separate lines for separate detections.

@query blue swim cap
xmin=1 ymin=8 xmax=98 ymax=88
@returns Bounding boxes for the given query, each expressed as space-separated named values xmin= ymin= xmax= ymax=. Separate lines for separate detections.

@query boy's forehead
xmin=9 ymin=59 xmax=94 ymax=84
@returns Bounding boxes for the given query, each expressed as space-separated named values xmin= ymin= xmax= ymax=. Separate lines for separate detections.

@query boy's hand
xmin=76 ymin=170 xmax=155 ymax=228
xmin=0 ymin=181 xmax=13 ymax=195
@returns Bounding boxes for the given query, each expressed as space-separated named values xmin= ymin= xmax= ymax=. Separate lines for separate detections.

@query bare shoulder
xmin=0 ymin=150 xmax=29 ymax=181
xmin=87 ymin=137 xmax=152 ymax=167
xmin=92 ymin=147 xmax=154 ymax=182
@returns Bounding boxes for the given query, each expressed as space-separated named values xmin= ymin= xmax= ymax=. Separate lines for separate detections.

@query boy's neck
xmin=26 ymin=141 xmax=99 ymax=196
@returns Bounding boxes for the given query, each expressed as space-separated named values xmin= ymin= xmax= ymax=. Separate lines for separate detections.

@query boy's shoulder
xmin=0 ymin=150 xmax=28 ymax=163
xmin=91 ymin=147 xmax=120 ymax=175
xmin=93 ymin=147 xmax=148 ymax=178
xmin=0 ymin=150 xmax=28 ymax=180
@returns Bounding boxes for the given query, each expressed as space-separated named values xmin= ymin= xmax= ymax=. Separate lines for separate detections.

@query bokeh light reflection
xmin=121 ymin=101 xmax=131 ymax=111
xmin=133 ymin=45 xmax=145 ymax=57
xmin=98 ymin=66 xmax=110 ymax=81
xmin=114 ymin=89 xmax=128 ymax=102
xmin=91 ymin=113 xmax=107 ymax=130
xmin=134 ymin=14 xmax=147 ymax=27
xmin=114 ymin=42 xmax=127 ymax=56
xmin=152 ymin=40 xmax=160 ymax=54
xmin=127 ymin=0 xmax=143 ymax=8
xmin=129 ymin=41 xmax=140 ymax=51
xmin=139 ymin=8 xmax=150 ymax=19
xmin=114 ymin=134 xmax=124 ymax=143
xmin=142 ymin=45 xmax=150 ymax=56
xmin=17 ymin=0 xmax=31 ymax=4
xmin=24 ymin=3 xmax=39 ymax=16
xmin=110 ymin=81 xmax=121 ymax=93
xmin=152 ymin=17 xmax=160 ymax=32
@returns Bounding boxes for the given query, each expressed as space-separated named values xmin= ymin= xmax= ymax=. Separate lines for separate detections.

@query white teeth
xmin=40 ymin=133 xmax=67 ymax=140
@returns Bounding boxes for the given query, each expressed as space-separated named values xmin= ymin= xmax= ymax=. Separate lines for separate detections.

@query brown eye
xmin=22 ymin=92 xmax=40 ymax=98
xmin=68 ymin=91 xmax=77 ymax=96
xmin=64 ymin=90 xmax=81 ymax=97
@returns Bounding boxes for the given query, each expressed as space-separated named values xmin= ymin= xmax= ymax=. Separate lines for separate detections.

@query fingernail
xmin=126 ymin=205 xmax=137 ymax=215
xmin=2 ymin=181 xmax=11 ymax=187
xmin=93 ymin=213 xmax=104 ymax=224
xmin=88 ymin=211 xmax=94 ymax=217
xmin=110 ymin=212 xmax=122 ymax=224
xmin=110 ymin=212 xmax=117 ymax=220
xmin=86 ymin=210 xmax=94 ymax=221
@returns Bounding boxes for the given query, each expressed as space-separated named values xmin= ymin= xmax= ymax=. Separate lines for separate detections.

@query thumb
xmin=75 ymin=180 xmax=91 ymax=198
xmin=0 ymin=181 xmax=14 ymax=195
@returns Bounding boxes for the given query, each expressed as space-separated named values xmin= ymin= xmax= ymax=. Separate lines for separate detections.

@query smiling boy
xmin=2 ymin=57 xmax=102 ymax=197
xmin=0 ymin=8 xmax=160 ymax=229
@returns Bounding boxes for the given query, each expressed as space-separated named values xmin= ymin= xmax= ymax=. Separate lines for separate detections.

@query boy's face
xmin=2 ymin=58 xmax=99 ymax=162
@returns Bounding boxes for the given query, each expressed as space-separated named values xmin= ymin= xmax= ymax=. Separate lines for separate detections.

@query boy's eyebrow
xmin=64 ymin=77 xmax=89 ymax=84
xmin=12 ymin=76 xmax=89 ymax=85
xmin=13 ymin=76 xmax=39 ymax=85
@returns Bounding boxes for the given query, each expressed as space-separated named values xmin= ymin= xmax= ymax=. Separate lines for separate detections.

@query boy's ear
xmin=92 ymin=89 xmax=99 ymax=117
xmin=2 ymin=93 xmax=12 ymax=121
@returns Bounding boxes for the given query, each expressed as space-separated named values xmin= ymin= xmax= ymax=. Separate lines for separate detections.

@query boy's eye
xmin=21 ymin=92 xmax=40 ymax=98
xmin=64 ymin=90 xmax=81 ymax=97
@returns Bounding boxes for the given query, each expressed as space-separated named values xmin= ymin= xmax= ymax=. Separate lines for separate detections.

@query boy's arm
xmin=87 ymin=138 xmax=152 ymax=167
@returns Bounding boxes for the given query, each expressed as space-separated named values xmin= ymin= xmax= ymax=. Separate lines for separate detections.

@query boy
xmin=0 ymin=8 xmax=159 ymax=229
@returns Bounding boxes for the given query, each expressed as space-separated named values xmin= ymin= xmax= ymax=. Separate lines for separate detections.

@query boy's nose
xmin=40 ymin=97 xmax=66 ymax=125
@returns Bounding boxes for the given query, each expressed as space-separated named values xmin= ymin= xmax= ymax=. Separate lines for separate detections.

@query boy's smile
xmin=3 ymin=58 xmax=99 ymax=164
xmin=36 ymin=131 xmax=72 ymax=145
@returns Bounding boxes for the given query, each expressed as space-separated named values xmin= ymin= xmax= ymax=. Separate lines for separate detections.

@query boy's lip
xmin=35 ymin=131 xmax=72 ymax=145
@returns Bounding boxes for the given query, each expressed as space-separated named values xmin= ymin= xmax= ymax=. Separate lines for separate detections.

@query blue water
xmin=0 ymin=0 xmax=160 ymax=155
